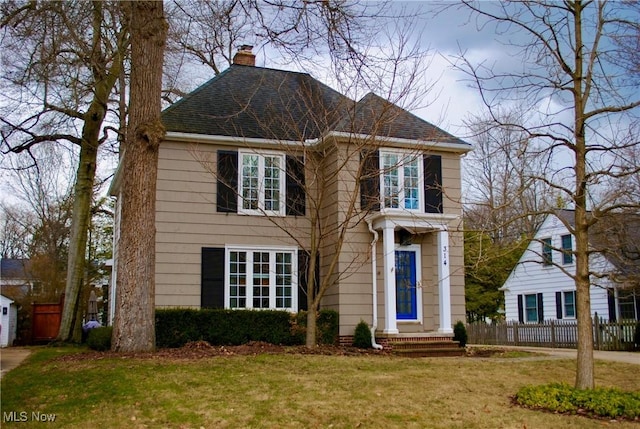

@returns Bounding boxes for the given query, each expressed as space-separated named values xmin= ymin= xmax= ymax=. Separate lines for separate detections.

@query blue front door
xmin=395 ymin=250 xmax=417 ymax=320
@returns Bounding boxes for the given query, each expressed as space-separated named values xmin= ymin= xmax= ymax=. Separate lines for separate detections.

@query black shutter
xmin=217 ymin=151 xmax=237 ymax=213
xmin=537 ymin=293 xmax=544 ymax=322
xmin=286 ymin=155 xmax=305 ymax=216
xmin=607 ymin=289 xmax=617 ymax=322
xmin=201 ymin=247 xmax=225 ymax=308
xmin=517 ymin=295 xmax=524 ymax=323
xmin=635 ymin=295 xmax=640 ymax=320
xmin=424 ymin=155 xmax=442 ymax=213
xmin=360 ymin=150 xmax=380 ymax=211
xmin=555 ymin=292 xmax=563 ymax=319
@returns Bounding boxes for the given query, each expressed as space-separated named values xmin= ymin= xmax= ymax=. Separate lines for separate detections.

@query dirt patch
xmin=56 ymin=341 xmax=394 ymax=362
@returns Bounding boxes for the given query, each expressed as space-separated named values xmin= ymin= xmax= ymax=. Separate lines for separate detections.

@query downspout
xmin=366 ymin=219 xmax=384 ymax=350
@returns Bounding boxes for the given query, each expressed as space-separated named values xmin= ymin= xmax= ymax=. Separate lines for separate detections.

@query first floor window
xmin=525 ymin=294 xmax=539 ymax=322
xmin=563 ymin=291 xmax=576 ymax=318
xmin=619 ymin=293 xmax=637 ymax=320
xmin=227 ymin=247 xmax=296 ymax=311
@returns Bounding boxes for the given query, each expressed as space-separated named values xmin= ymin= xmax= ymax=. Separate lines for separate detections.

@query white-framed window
xmin=380 ymin=150 xmax=423 ymax=211
xmin=562 ymin=290 xmax=576 ymax=318
xmin=561 ymin=234 xmax=573 ymax=265
xmin=525 ymin=293 xmax=540 ymax=322
xmin=541 ymin=237 xmax=552 ymax=266
xmin=619 ymin=293 xmax=637 ymax=320
xmin=239 ymin=151 xmax=285 ymax=216
xmin=226 ymin=246 xmax=297 ymax=311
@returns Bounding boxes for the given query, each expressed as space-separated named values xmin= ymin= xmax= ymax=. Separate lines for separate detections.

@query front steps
xmin=382 ymin=335 xmax=466 ymax=357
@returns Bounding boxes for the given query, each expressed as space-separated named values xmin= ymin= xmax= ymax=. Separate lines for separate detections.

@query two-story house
xmin=109 ymin=47 xmax=472 ymax=344
xmin=501 ymin=209 xmax=640 ymax=323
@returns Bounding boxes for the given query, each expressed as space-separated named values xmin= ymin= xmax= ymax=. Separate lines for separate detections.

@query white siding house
xmin=501 ymin=210 xmax=639 ymax=323
xmin=0 ymin=294 xmax=18 ymax=347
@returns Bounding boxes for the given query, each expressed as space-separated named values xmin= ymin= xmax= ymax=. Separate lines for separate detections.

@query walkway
xmin=0 ymin=347 xmax=31 ymax=379
xmin=471 ymin=345 xmax=639 ymax=365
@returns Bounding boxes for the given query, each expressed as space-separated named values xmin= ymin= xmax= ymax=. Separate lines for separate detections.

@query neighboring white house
xmin=0 ymin=294 xmax=18 ymax=347
xmin=501 ymin=210 xmax=639 ymax=323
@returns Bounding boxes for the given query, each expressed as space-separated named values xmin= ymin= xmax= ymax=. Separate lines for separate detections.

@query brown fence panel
xmin=467 ymin=318 xmax=638 ymax=351
xmin=32 ymin=296 xmax=63 ymax=342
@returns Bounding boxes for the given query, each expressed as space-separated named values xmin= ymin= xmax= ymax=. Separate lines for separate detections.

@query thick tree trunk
xmin=572 ymin=1 xmax=595 ymax=390
xmin=112 ymin=1 xmax=167 ymax=353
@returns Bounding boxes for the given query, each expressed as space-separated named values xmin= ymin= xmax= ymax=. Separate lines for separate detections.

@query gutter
xmin=366 ymin=219 xmax=384 ymax=350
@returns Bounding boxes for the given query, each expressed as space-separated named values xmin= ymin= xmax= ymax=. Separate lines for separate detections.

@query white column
xmin=437 ymin=229 xmax=453 ymax=334
xmin=382 ymin=224 xmax=398 ymax=334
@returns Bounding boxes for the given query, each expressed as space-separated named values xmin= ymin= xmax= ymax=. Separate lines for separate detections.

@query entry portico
xmin=367 ymin=212 xmax=458 ymax=335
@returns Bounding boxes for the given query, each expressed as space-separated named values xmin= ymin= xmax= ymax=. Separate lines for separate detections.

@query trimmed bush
xmin=156 ymin=308 xmax=312 ymax=348
xmin=352 ymin=320 xmax=372 ymax=348
xmin=294 ymin=309 xmax=340 ymax=345
xmin=515 ymin=383 xmax=640 ymax=419
xmin=87 ymin=327 xmax=113 ymax=351
xmin=155 ymin=308 xmax=340 ymax=348
xmin=453 ymin=320 xmax=468 ymax=347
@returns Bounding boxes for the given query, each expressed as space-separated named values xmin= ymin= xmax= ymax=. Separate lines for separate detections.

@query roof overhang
xmin=367 ymin=211 xmax=461 ymax=233
xmin=164 ymin=130 xmax=473 ymax=154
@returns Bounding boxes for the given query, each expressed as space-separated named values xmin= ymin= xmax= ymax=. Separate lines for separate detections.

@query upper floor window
xmin=217 ymin=150 xmax=305 ymax=216
xmin=541 ymin=237 xmax=552 ymax=265
xmin=561 ymin=234 xmax=573 ymax=264
xmin=381 ymin=151 xmax=422 ymax=211
xmin=240 ymin=152 xmax=285 ymax=215
xmin=360 ymin=150 xmax=442 ymax=214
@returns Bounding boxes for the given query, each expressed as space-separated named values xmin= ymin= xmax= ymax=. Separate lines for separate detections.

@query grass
xmin=1 ymin=347 xmax=639 ymax=429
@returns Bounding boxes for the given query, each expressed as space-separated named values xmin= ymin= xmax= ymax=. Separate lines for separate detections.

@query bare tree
xmin=455 ymin=0 xmax=640 ymax=390
xmin=111 ymin=0 xmax=167 ymax=353
xmin=0 ymin=1 xmax=129 ymax=342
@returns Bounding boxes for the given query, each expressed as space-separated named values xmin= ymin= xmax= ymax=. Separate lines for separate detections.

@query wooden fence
xmin=467 ymin=318 xmax=639 ymax=351
xmin=31 ymin=295 xmax=63 ymax=343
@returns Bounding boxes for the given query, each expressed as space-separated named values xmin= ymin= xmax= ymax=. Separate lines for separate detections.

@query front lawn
xmin=1 ymin=346 xmax=638 ymax=428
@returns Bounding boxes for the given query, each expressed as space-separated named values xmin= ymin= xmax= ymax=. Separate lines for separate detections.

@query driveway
xmin=0 ymin=347 xmax=31 ymax=379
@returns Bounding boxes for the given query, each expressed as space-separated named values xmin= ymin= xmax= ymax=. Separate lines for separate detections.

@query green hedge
xmin=156 ymin=308 xmax=339 ymax=348
xmin=87 ymin=327 xmax=113 ymax=351
xmin=515 ymin=383 xmax=640 ymax=419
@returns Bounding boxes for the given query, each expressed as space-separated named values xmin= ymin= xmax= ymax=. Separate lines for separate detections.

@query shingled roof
xmin=162 ymin=64 xmax=469 ymax=146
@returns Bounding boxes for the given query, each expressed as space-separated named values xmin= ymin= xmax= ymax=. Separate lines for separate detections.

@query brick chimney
xmin=233 ymin=45 xmax=255 ymax=66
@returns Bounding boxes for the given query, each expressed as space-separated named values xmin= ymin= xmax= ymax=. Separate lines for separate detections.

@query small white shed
xmin=1 ymin=294 xmax=18 ymax=347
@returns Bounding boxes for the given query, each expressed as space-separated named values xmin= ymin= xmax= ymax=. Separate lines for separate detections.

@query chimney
xmin=233 ymin=45 xmax=255 ymax=66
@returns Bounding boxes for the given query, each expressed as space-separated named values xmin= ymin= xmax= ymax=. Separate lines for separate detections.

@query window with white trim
xmin=380 ymin=150 xmax=422 ymax=211
xmin=561 ymin=234 xmax=573 ymax=264
xmin=619 ymin=293 xmax=637 ymax=320
xmin=239 ymin=151 xmax=285 ymax=215
xmin=525 ymin=294 xmax=540 ymax=322
xmin=563 ymin=290 xmax=576 ymax=318
xmin=541 ymin=237 xmax=552 ymax=265
xmin=226 ymin=247 xmax=297 ymax=311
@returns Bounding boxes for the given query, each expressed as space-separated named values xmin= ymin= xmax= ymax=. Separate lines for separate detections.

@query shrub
xmin=352 ymin=320 xmax=372 ymax=348
xmin=453 ymin=320 xmax=468 ymax=347
xmin=515 ymin=383 xmax=640 ymax=419
xmin=293 ymin=309 xmax=340 ymax=345
xmin=156 ymin=308 xmax=312 ymax=348
xmin=87 ymin=327 xmax=113 ymax=351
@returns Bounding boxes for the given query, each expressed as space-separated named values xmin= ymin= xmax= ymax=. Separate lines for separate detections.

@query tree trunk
xmin=572 ymin=1 xmax=595 ymax=390
xmin=57 ymin=1 xmax=123 ymax=343
xmin=306 ymin=305 xmax=318 ymax=348
xmin=112 ymin=0 xmax=167 ymax=353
